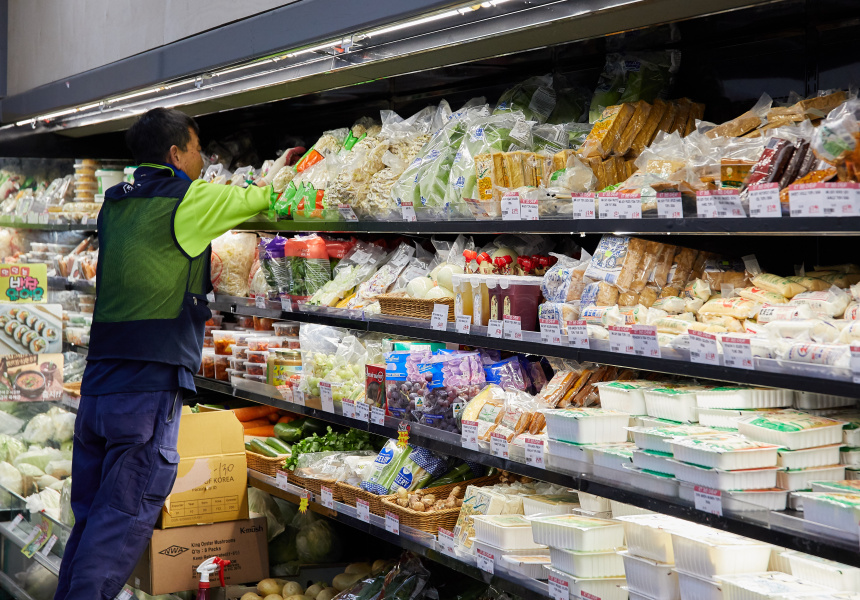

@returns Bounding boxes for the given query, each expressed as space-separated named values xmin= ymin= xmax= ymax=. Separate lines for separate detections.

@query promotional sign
xmin=0 ymin=264 xmax=47 ymax=302
xmin=0 ymin=303 xmax=63 ymax=354
xmin=0 ymin=353 xmax=64 ymax=401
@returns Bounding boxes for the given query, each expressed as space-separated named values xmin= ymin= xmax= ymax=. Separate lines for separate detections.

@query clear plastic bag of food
xmin=320 ymin=334 xmax=367 ymax=403
xmin=298 ymin=324 xmax=346 ymax=396
xmin=482 ymin=356 xmax=528 ymax=391
xmin=494 ymin=74 xmax=557 ymax=124
xmin=589 ymin=51 xmax=681 ymax=123
xmin=411 ymin=351 xmax=486 ymax=432
xmin=211 ymin=232 xmax=257 ymax=297
xmin=348 ymin=242 xmax=416 ymax=308
xmin=307 ymin=241 xmax=387 ymax=306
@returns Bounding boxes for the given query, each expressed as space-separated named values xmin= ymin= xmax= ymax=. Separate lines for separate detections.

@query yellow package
xmin=737 ymin=286 xmax=788 ymax=305
xmin=683 ymin=279 xmax=711 ymax=301
xmin=698 ymin=297 xmax=762 ymax=319
xmin=580 ymin=104 xmax=636 ymax=159
xmin=699 ymin=314 xmax=744 ymax=332
xmin=752 ymin=273 xmax=807 ymax=299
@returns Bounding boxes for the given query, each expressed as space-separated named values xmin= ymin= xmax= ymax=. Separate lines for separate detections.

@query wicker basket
xmin=291 ymin=471 xmax=342 ymax=501
xmin=376 ymin=293 xmax=455 ymax=321
xmin=246 ymin=451 xmax=288 ymax=478
xmin=336 ymin=481 xmax=385 ymax=515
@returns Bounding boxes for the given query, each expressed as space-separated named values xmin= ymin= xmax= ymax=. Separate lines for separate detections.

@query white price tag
xmin=698 ymin=190 xmax=744 ymax=218
xmin=10 ymin=514 xmax=23 ymax=530
xmin=694 ymin=485 xmax=723 ymax=516
xmin=62 ymin=395 xmax=81 ymax=411
xmin=320 ymin=486 xmax=334 ymax=509
xmin=615 ymin=192 xmax=643 ymax=219
xmin=608 ymin=326 xmax=634 ymax=355
xmin=319 ymin=382 xmax=335 ymax=412
xmin=276 ymin=471 xmax=289 ymax=491
xmin=520 ymin=196 xmax=539 ymax=220
xmin=548 ymin=575 xmax=570 ymax=600
xmin=525 ymin=437 xmax=545 ymax=468
xmin=656 ymin=191 xmax=683 ymax=219
xmin=827 ymin=182 xmax=860 ymax=216
xmin=632 ymin=325 xmax=660 ymax=358
xmin=477 ymin=548 xmax=495 ymax=574
xmin=401 ymin=201 xmax=417 ymax=221
xmin=255 ymin=296 xmax=267 ymax=309
xmin=116 ymin=588 xmax=134 ymax=600
xmin=356 ymin=499 xmax=370 ymax=523
xmin=722 ymin=336 xmax=754 ymax=370
xmin=371 ymin=406 xmax=386 ymax=426
xmin=696 ymin=190 xmax=717 ymax=217
xmin=342 ymin=400 xmax=356 ymax=419
xmin=789 ymin=183 xmax=826 ymax=216
xmin=431 ymin=304 xmax=450 ymax=331
xmin=689 ymin=330 xmax=720 ymax=365
xmin=455 ymin=314 xmax=471 ymax=335
xmin=503 ymin=315 xmax=523 ymax=341
xmin=540 ymin=318 xmax=562 ymax=345
xmin=437 ymin=528 xmax=456 ymax=557
xmin=748 ymin=183 xmax=781 ymax=217
xmin=355 ymin=401 xmax=370 ymax=422
xmin=338 ymin=203 xmax=359 ymax=221
xmin=461 ymin=420 xmax=479 ymax=451
xmin=41 ymin=534 xmax=58 ymax=557
xmin=490 ymin=432 xmax=509 ymax=459
xmin=571 ymin=192 xmax=596 ymax=219
xmin=501 ymin=192 xmax=521 ymax=220
xmin=487 ymin=318 xmax=504 ymax=339
xmin=851 ymin=345 xmax=860 ymax=384
xmin=385 ymin=511 xmax=400 ymax=535
xmin=293 ymin=389 xmax=305 ymax=406
xmin=567 ymin=321 xmax=589 ymax=349
xmin=596 ymin=192 xmax=617 ymax=219
xmin=280 ymin=296 xmax=293 ymax=312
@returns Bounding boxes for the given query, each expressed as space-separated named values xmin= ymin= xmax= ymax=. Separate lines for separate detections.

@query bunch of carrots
xmin=232 ymin=405 xmax=299 ymax=437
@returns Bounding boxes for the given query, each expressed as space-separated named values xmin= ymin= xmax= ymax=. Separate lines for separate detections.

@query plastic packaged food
xmin=543 ymin=566 xmax=627 ymax=600
xmin=528 ymin=514 xmax=625 ymax=551
xmin=670 ymin=529 xmax=772 ymax=578
xmin=471 ymin=514 xmax=544 ymax=549
xmin=212 ymin=330 xmax=236 ymax=356
xmin=776 ymin=464 xmax=845 ymax=491
xmin=756 ymin=303 xmax=814 ymax=323
xmin=550 ymin=547 xmax=625 ymax=578
xmin=595 ymin=380 xmax=653 ymax=415
xmin=781 ymin=550 xmax=860 ymax=592
xmin=643 ymin=387 xmax=701 ymax=423
xmin=521 ymin=493 xmax=580 ymax=517
xmin=618 ymin=551 xmax=680 ymax=600
xmin=694 ymin=387 xmax=794 ymax=410
xmin=411 ymin=351 xmax=485 ymax=432
xmin=716 ymin=572 xmax=834 ymax=600
xmin=698 ymin=297 xmax=762 ymax=320
xmin=670 ymin=459 xmax=778 ymax=490
xmin=677 ymin=570 xmax=724 ymax=600
xmin=246 ymin=350 xmax=268 ymax=364
xmin=631 ymin=449 xmax=675 ymax=475
xmin=211 ymin=232 xmax=257 ymax=298
xmin=615 ymin=514 xmax=690 ymax=563
xmin=738 ymin=411 xmax=845 ymax=450
xmin=628 ymin=425 xmax=718 ymax=452
xmin=542 ymin=408 xmax=630 ymax=444
xmin=789 ymin=288 xmax=851 ymax=318
xmin=201 ymin=350 xmax=215 ymax=378
xmin=499 ymin=554 xmax=552 ymax=578
xmin=472 ymin=540 xmax=547 ymax=568
xmin=214 ymin=355 xmax=230 ymax=381
xmin=667 ymin=434 xmax=780 ymax=470
xmin=244 ymin=361 xmax=265 ymax=377
xmin=776 ymin=444 xmax=842 ymax=470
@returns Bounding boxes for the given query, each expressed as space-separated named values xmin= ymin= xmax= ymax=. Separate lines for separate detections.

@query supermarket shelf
xmin=209 ymin=296 xmax=860 ymax=398
xmin=0 ymin=222 xmax=95 ymax=232
xmin=233 ymin=217 xmax=860 ymax=236
xmin=0 ymin=570 xmax=39 ymax=600
xmin=61 ymin=342 xmax=88 ymax=356
xmin=247 ymin=469 xmax=550 ymax=599
xmin=0 ymin=521 xmax=62 ymax=576
xmin=200 ymin=375 xmax=860 ymax=566
xmin=48 ymin=277 xmax=95 ymax=294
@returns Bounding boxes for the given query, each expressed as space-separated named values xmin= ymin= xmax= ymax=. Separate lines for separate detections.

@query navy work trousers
xmin=54 ymin=390 xmax=182 ymax=600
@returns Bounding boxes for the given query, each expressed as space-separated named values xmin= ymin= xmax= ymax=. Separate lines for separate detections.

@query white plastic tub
xmin=472 ymin=540 xmax=547 ymax=567
xmin=529 ymin=514 xmax=625 ymax=552
xmin=777 ymin=444 xmax=843 ymax=469
xmin=596 ymin=380 xmax=653 ymax=415
xmin=795 ymin=392 xmax=856 ymax=410
xmin=676 ymin=570 xmax=724 ymax=600
xmin=471 ymin=515 xmax=543 ymax=549
xmin=843 ymin=447 xmax=860 ymax=466
xmin=610 ymin=500 xmax=653 ymax=518
xmin=644 ymin=387 xmax=700 ymax=423
xmin=591 ymin=443 xmax=635 ymax=472
xmin=620 ymin=551 xmax=680 ymax=600
xmin=696 ymin=387 xmax=795 ymax=410
xmin=670 ymin=459 xmax=778 ymax=490
xmin=547 ymin=438 xmax=594 ymax=462
xmin=668 ymin=435 xmax=780 ymax=470
xmin=622 ymin=465 xmax=680 ymax=497
xmin=522 ymin=494 xmax=580 ymax=517
xmin=616 ymin=514 xmax=689 ymax=563
xmin=543 ymin=408 xmax=630 ymax=444
xmin=629 ymin=425 xmax=718 ymax=452
xmin=678 ymin=482 xmax=788 ymax=511
xmin=550 ymin=547 xmax=625 ymax=578
xmin=632 ymin=449 xmax=675 ymax=475
xmin=811 ymin=480 xmax=860 ymax=493
xmin=577 ymin=491 xmax=611 ymax=513
xmin=776 ymin=465 xmax=845 ymax=491
xmin=670 ymin=530 xmax=773 ymax=579
xmin=500 ymin=554 xmax=551 ymax=579
xmin=544 ymin=565 xmax=627 ymax=600
xmin=716 ymin=572 xmax=834 ymax=600
xmin=795 ymin=492 xmax=860 ymax=532
xmin=781 ymin=550 xmax=860 ymax=592
xmin=846 ymin=425 xmax=860 ymax=447
xmin=698 ymin=408 xmax=751 ymax=429
xmin=737 ymin=411 xmax=845 ymax=450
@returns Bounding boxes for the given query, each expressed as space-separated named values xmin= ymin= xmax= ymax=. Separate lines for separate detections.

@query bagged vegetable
xmin=211 ymin=232 xmax=257 ymax=297
xmin=286 ymin=234 xmax=331 ymax=303
xmin=589 ymin=51 xmax=681 ymax=123
xmin=0 ymin=460 xmax=22 ymax=495
xmin=494 ymin=75 xmax=557 ymax=123
xmin=0 ymin=433 xmax=26 ymax=462
xmin=298 ymin=324 xmax=346 ymax=397
xmin=307 ymin=241 xmax=387 ymax=307
xmin=361 ymin=439 xmax=412 ymax=495
xmin=319 ymin=334 xmax=368 ymax=403
xmin=411 ymin=351 xmax=486 ymax=432
xmin=388 ymin=447 xmax=448 ymax=494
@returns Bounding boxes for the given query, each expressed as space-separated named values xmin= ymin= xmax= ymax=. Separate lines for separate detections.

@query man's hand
xmin=260 ymin=147 xmax=306 ymax=186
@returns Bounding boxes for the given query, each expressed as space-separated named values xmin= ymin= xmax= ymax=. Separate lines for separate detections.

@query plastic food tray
xmin=500 ymin=554 xmax=552 ymax=579
xmin=577 ymin=492 xmax=611 ymax=513
xmin=698 ymin=408 xmax=750 ymax=429
xmin=610 ymin=500 xmax=653 ymax=518
xmin=737 ymin=412 xmax=845 ymax=450
xmin=777 ymin=444 xmax=843 ymax=469
xmin=781 ymin=550 xmax=860 ymax=592
xmin=471 ymin=515 xmax=543 ymax=549
xmin=543 ymin=565 xmax=627 ymax=600
xmin=550 ymin=547 xmax=625 ymax=578
xmin=528 ymin=514 xmax=625 ymax=552
xmin=547 ymin=438 xmax=594 ymax=462
xmin=632 ymin=449 xmax=675 ymax=475
xmin=795 ymin=392 xmax=856 ymax=410
xmin=521 ymin=494 xmax=580 ymax=517
xmin=670 ymin=530 xmax=773 ymax=579
xmin=776 ymin=465 xmax=845 ymax=491
xmin=843 ymin=447 xmax=860 ymax=467
xmin=616 ymin=514 xmax=690 ymax=563
xmin=621 ymin=465 xmax=680 ymax=498
xmin=676 ymin=570 xmax=724 ymax=600
xmin=794 ymin=492 xmax=860 ymax=532
xmin=472 ymin=540 xmax=547 ymax=567
xmin=543 ymin=408 xmax=630 ymax=444
xmin=669 ymin=459 xmax=778 ymax=490
xmin=812 ymin=480 xmax=860 ymax=493
xmin=629 ymin=425 xmax=718 ymax=453
xmin=644 ymin=388 xmax=700 ymax=423
xmin=668 ymin=435 xmax=780 ymax=471
xmin=715 ymin=571 xmax=833 ymax=600
xmin=590 ymin=443 xmax=635 ymax=472
xmin=619 ymin=551 xmax=680 ymax=600
xmin=696 ymin=387 xmax=795 ymax=410
xmin=547 ymin=453 xmax=592 ymax=476
xmin=846 ymin=428 xmax=860 ymax=447
xmin=596 ymin=381 xmax=653 ymax=415
xmin=678 ymin=482 xmax=788 ymax=512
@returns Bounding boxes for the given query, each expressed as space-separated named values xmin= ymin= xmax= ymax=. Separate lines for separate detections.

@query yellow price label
xmin=397 ymin=424 xmax=409 ymax=449
xmin=298 ymin=495 xmax=309 ymax=514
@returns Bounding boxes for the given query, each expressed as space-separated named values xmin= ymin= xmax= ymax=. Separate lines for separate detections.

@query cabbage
xmin=248 ymin=487 xmax=284 ymax=541
xmin=0 ymin=460 xmax=23 ymax=495
xmin=23 ymin=414 xmax=53 ymax=445
xmin=268 ymin=529 xmax=299 ymax=564
xmin=37 ymin=474 xmax=60 ymax=491
xmin=46 ymin=460 xmax=71 ymax=479
xmin=0 ymin=434 xmax=26 ymax=462
xmin=296 ymin=519 xmax=342 ymax=563
xmin=26 ymin=487 xmax=61 ymax=520
xmin=14 ymin=447 xmax=63 ymax=472
xmin=47 ymin=407 xmax=75 ymax=444
xmin=17 ymin=561 xmax=58 ymax=600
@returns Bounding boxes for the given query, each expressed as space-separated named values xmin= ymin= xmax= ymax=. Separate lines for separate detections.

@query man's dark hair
xmin=125 ymin=107 xmax=200 ymax=165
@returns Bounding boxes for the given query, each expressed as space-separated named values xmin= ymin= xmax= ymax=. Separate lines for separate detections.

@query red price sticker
xmin=748 ymin=183 xmax=781 ymax=217
xmin=342 ymin=400 xmax=356 ymax=419
xmin=525 ymin=437 xmax=545 ymax=468
xmin=540 ymin=318 xmax=562 ymax=345
xmin=487 ymin=318 xmax=504 ymax=339
xmin=689 ymin=330 xmax=720 ymax=365
xmin=548 ymin=575 xmax=570 ymax=600
xmin=385 ymin=511 xmax=400 ymax=535
xmin=631 ymin=324 xmax=660 ymax=358
xmin=656 ymin=191 xmax=683 ymax=219
xmin=430 ymin=304 xmax=450 ymax=331
xmin=319 ymin=382 xmax=334 ymax=412
xmin=722 ymin=335 xmax=754 ymax=370
xmin=608 ymin=325 xmax=634 ymax=355
xmin=320 ymin=486 xmax=334 ymax=509
xmin=477 ymin=548 xmax=495 ymax=573
xmin=571 ymin=192 xmax=596 ymax=219
xmin=520 ymin=196 xmax=539 ymax=220
xmin=455 ymin=314 xmax=471 ymax=335
xmin=371 ymin=406 xmax=386 ymax=426
xmin=437 ymin=528 xmax=456 ymax=556
xmin=276 ymin=471 xmax=289 ymax=491
xmin=355 ymin=401 xmax=370 ymax=422
xmin=490 ymin=432 xmax=509 ymax=459
xmin=503 ymin=315 xmax=522 ymax=341
xmin=567 ymin=321 xmax=589 ymax=349
xmin=356 ymin=499 xmax=370 ymax=523
xmin=501 ymin=192 xmax=521 ymax=220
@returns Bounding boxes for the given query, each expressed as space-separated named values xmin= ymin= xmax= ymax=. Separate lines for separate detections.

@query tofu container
xmin=795 ymin=392 xmax=856 ymax=410
xmin=715 ymin=571 xmax=834 ymax=600
xmin=780 ymin=550 xmax=860 ymax=592
xmin=471 ymin=515 xmax=543 ymax=549
xmin=577 ymin=491 xmax=611 ymax=513
xmin=590 ymin=443 xmax=635 ymax=472
xmin=777 ymin=444 xmax=843 ymax=469
xmin=698 ymin=408 xmax=749 ymax=429
xmin=737 ymin=411 xmax=845 ymax=450
xmin=796 ymin=492 xmax=860 ymax=532
xmin=595 ymin=380 xmax=653 ymax=415
xmin=676 ymin=570 xmax=724 ymax=600
xmin=668 ymin=434 xmax=780 ymax=471
xmin=499 ymin=554 xmax=551 ymax=579
xmin=629 ymin=425 xmax=719 ymax=453
xmin=543 ymin=565 xmax=627 ymax=600
xmin=610 ymin=500 xmax=653 ymax=518
xmin=550 ymin=547 xmax=625 ymax=578
xmin=472 ymin=540 xmax=547 ymax=567
xmin=670 ymin=530 xmax=773 ymax=579
xmin=543 ymin=407 xmax=630 ymax=444
xmin=619 ymin=551 xmax=680 ymax=600
xmin=811 ymin=480 xmax=860 ymax=493
xmin=776 ymin=464 xmax=845 ymax=491
xmin=842 ymin=447 xmax=860 ymax=466
xmin=622 ymin=465 xmax=680 ymax=497
xmin=528 ymin=514 xmax=625 ymax=552
xmin=632 ymin=449 xmax=675 ymax=475
xmin=547 ymin=438 xmax=594 ymax=463
xmin=521 ymin=493 xmax=580 ymax=517
xmin=669 ymin=459 xmax=778 ymax=491
xmin=644 ymin=387 xmax=700 ymax=423
xmin=615 ymin=514 xmax=691 ymax=563
xmin=678 ymin=482 xmax=788 ymax=511
xmin=696 ymin=387 xmax=795 ymax=410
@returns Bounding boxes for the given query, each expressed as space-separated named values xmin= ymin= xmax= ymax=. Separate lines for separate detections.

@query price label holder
xmin=697 ymin=190 xmax=745 ymax=218
xmin=477 ymin=548 xmax=495 ymax=574
xmin=616 ymin=192 xmax=643 ymax=219
xmin=789 ymin=183 xmax=826 ymax=216
xmin=455 ymin=314 xmax=471 ymax=335
xmin=355 ymin=401 xmax=370 ymax=422
xmin=117 ymin=588 xmax=134 ymax=600
xmin=461 ymin=420 xmax=479 ymax=451
xmin=342 ymin=400 xmax=356 ymax=419
xmin=21 ymin=527 xmax=39 ymax=545
xmin=356 ymin=499 xmax=370 ymax=523
xmin=293 ymin=389 xmax=305 ymax=407
xmin=608 ymin=326 xmax=634 ymax=355
xmin=338 ymin=204 xmax=359 ymax=221
xmin=255 ymin=296 xmax=267 ymax=309
xmin=371 ymin=406 xmax=386 ymax=426
xmin=437 ymin=528 xmax=457 ymax=557
xmin=632 ymin=325 xmax=660 ymax=358
xmin=276 ymin=471 xmax=289 ymax=491
xmin=567 ymin=321 xmax=589 ymax=349
xmin=748 ymin=183 xmax=781 ymax=217
xmin=319 ymin=382 xmax=335 ymax=412
xmin=656 ymin=191 xmax=683 ymax=219
xmin=520 ymin=196 xmax=539 ymax=220
xmin=539 ymin=318 xmax=562 ymax=345
xmin=401 ymin=201 xmax=417 ymax=221
xmin=503 ymin=315 xmax=523 ymax=341
xmin=694 ymin=485 xmax=723 ymax=516
xmin=689 ymin=330 xmax=720 ymax=365
xmin=431 ymin=304 xmax=450 ymax=331
xmin=571 ymin=192 xmax=597 ymax=219
xmin=596 ymin=191 xmax=618 ymax=219
xmin=525 ymin=437 xmax=545 ymax=468
xmin=722 ymin=335 xmax=754 ymax=370
xmin=487 ymin=318 xmax=504 ymax=339
xmin=280 ymin=295 xmax=293 ymax=312
xmin=320 ymin=486 xmax=334 ymax=509
xmin=501 ymin=192 xmax=521 ymax=220
xmin=826 ymin=181 xmax=860 ymax=216
xmin=548 ymin=575 xmax=570 ymax=600
xmin=490 ymin=432 xmax=509 ymax=459
xmin=10 ymin=514 xmax=23 ymax=530
xmin=385 ymin=511 xmax=400 ymax=535
xmin=41 ymin=534 xmax=58 ymax=557
xmin=851 ymin=345 xmax=860 ymax=384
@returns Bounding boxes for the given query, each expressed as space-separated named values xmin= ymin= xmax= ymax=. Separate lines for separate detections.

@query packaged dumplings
xmin=698 ymin=297 xmax=762 ymax=319
xmin=752 ymin=273 xmax=807 ymax=299
xmin=789 ymin=287 xmax=851 ymax=318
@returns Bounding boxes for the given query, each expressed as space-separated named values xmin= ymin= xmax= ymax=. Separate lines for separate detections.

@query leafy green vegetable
xmin=283 ymin=426 xmax=376 ymax=470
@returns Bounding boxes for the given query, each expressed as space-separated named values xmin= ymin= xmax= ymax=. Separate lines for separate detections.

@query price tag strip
xmin=525 ymin=437 xmax=545 ymax=468
xmin=385 ymin=511 xmax=400 ymax=535
xmin=455 ymin=314 xmax=471 ymax=335
xmin=631 ymin=324 xmax=660 ymax=358
xmin=487 ymin=318 xmax=504 ymax=339
xmin=437 ymin=528 xmax=457 ymax=556
xmin=520 ymin=196 xmax=539 ymax=220
xmin=548 ymin=575 xmax=570 ymax=600
xmin=722 ymin=335 xmax=754 ymax=370
xmin=490 ymin=432 xmax=509 ymax=459
xmin=540 ymin=318 xmax=562 ymax=345
xmin=355 ymin=401 xmax=370 ymax=422
xmin=608 ymin=326 xmax=634 ymax=355
xmin=371 ymin=406 xmax=386 ymax=426
xmin=503 ymin=315 xmax=523 ymax=341
xmin=476 ymin=548 xmax=495 ymax=574
xmin=656 ymin=191 xmax=683 ymax=219
xmin=571 ymin=192 xmax=597 ymax=219
xmin=276 ymin=471 xmax=289 ymax=491
xmin=401 ymin=201 xmax=417 ymax=221
xmin=501 ymin=192 xmax=521 ymax=220
xmin=320 ymin=382 xmax=335 ymax=413
xmin=694 ymin=485 xmax=723 ymax=516
xmin=320 ymin=486 xmax=334 ymax=509
xmin=342 ymin=399 xmax=356 ymax=419
xmin=356 ymin=499 xmax=370 ymax=523
xmin=748 ymin=183 xmax=781 ymax=217
xmin=255 ymin=296 xmax=267 ymax=309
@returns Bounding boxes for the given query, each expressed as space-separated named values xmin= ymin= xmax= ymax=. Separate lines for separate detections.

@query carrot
xmin=241 ymin=418 xmax=271 ymax=430
xmin=277 ymin=415 xmax=296 ymax=424
xmin=268 ymin=412 xmax=281 ymax=423
xmin=243 ymin=425 xmax=276 ymax=437
xmin=232 ymin=405 xmax=277 ymax=422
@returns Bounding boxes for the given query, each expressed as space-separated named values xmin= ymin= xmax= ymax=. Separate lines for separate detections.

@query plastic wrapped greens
xmin=589 ymin=51 xmax=681 ymax=123
xmin=361 ymin=439 xmax=411 ymax=495
xmin=306 ymin=241 xmax=388 ymax=307
xmin=494 ymin=75 xmax=557 ymax=124
xmin=284 ymin=235 xmax=331 ymax=303
xmin=388 ymin=447 xmax=449 ymax=494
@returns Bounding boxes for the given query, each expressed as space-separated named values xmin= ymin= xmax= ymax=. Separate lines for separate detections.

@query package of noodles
xmin=211 ymin=232 xmax=257 ymax=297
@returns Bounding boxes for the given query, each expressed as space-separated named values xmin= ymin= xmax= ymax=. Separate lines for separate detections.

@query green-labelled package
xmin=494 ymin=74 xmax=557 ymax=123
xmin=589 ymin=51 xmax=681 ymax=122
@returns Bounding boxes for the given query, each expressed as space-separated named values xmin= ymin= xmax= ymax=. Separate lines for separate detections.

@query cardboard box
xmin=131 ymin=517 xmax=268 ymax=595
xmin=160 ymin=408 xmax=249 ymax=528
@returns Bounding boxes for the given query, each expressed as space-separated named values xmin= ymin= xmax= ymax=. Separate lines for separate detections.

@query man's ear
xmin=167 ymin=144 xmax=180 ymax=165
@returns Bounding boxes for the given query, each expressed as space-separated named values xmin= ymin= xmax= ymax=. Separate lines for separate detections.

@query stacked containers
xmin=615 ymin=514 xmax=692 ymax=600
xmin=627 ymin=425 xmax=719 ymax=481
xmin=470 ymin=514 xmax=549 ymax=578
xmin=695 ymin=386 xmax=794 ymax=430
xmin=644 ymin=386 xmax=705 ymax=424
xmin=544 ymin=407 xmax=631 ymax=476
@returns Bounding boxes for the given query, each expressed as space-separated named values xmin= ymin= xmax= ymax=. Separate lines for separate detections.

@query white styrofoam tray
xmin=777 ymin=444 xmax=843 ymax=469
xmin=528 ymin=514 xmax=625 ymax=552
xmin=590 ymin=443 xmax=635 ymax=472
xmin=472 ymin=540 xmax=548 ymax=567
xmin=737 ymin=412 xmax=845 ymax=450
xmin=522 ymin=493 xmax=580 ymax=517
xmin=842 ymin=447 xmax=860 ymax=467
xmin=644 ymin=388 xmax=700 ymax=423
xmin=577 ymin=491 xmax=611 ymax=513
xmin=670 ymin=459 xmax=778 ymax=491
xmin=471 ymin=515 xmax=544 ymax=549
xmin=610 ymin=500 xmax=653 ymax=518
xmin=776 ymin=465 xmax=846 ymax=491
xmin=621 ymin=464 xmax=680 ymax=497
xmin=550 ymin=546 xmax=625 ymax=578
xmin=616 ymin=514 xmax=691 ymax=563
xmin=619 ymin=550 xmax=680 ymax=600
xmin=678 ymin=482 xmax=788 ymax=512
xmin=596 ymin=380 xmax=653 ymax=415
xmin=676 ymin=569 xmax=724 ymax=600
xmin=628 ymin=425 xmax=719 ymax=453
xmin=670 ymin=530 xmax=773 ymax=579
xmin=543 ymin=408 xmax=631 ymax=444
xmin=780 ymin=550 xmax=860 ymax=592
xmin=499 ymin=554 xmax=552 ymax=579
xmin=795 ymin=392 xmax=856 ymax=410
xmin=794 ymin=492 xmax=860 ymax=534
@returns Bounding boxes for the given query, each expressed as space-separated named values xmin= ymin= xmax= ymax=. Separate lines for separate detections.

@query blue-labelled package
xmin=410 ymin=351 xmax=485 ymax=433
xmin=483 ymin=356 xmax=527 ymax=391
xmin=360 ymin=439 xmax=411 ymax=495
xmin=479 ymin=348 xmax=502 ymax=366
xmin=384 ymin=350 xmax=429 ymax=421
xmin=390 ymin=447 xmax=449 ymax=493
xmin=463 ymin=459 xmax=487 ymax=478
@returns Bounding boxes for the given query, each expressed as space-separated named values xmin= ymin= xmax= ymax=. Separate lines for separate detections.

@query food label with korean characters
xmin=0 ymin=264 xmax=47 ymax=302
xmin=338 ymin=204 xmax=359 ymax=221
xmin=430 ymin=304 xmax=450 ymax=331
xmin=356 ymin=499 xmax=370 ymax=523
xmin=355 ymin=401 xmax=370 ymax=422
xmin=371 ymin=406 xmax=386 ymax=426
xmin=824 ymin=181 xmax=860 ymax=216
xmin=539 ymin=318 xmax=562 ymax=345
xmin=748 ymin=183 xmax=781 ymax=217
xmin=656 ymin=191 xmax=683 ymax=219
xmin=571 ymin=192 xmax=596 ymax=219
xmin=697 ymin=189 xmax=744 ymax=218
xmin=503 ymin=315 xmax=522 ymax=341
xmin=525 ymin=437 xmax=545 ymax=468
xmin=319 ymin=382 xmax=335 ymax=412
xmin=567 ymin=320 xmax=589 ymax=349
xmin=722 ymin=336 xmax=754 ymax=369
xmin=490 ymin=432 xmax=509 ymax=459
xmin=437 ymin=528 xmax=456 ymax=556
xmin=385 ymin=511 xmax=400 ymax=535
xmin=476 ymin=548 xmax=495 ymax=574
xmin=461 ymin=420 xmax=479 ymax=450
xmin=689 ymin=330 xmax=720 ymax=365
xmin=548 ymin=575 xmax=570 ymax=600
xmin=789 ymin=183 xmax=827 ymax=216
xmin=0 ymin=353 xmax=64 ymax=401
xmin=608 ymin=325 xmax=634 ymax=354
xmin=276 ymin=471 xmax=289 ymax=491
xmin=320 ymin=486 xmax=334 ymax=509
xmin=520 ymin=196 xmax=539 ymax=220
xmin=694 ymin=485 xmax=723 ymax=516
xmin=401 ymin=201 xmax=417 ymax=221
xmin=851 ymin=345 xmax=860 ymax=384
xmin=631 ymin=325 xmax=660 ymax=358
xmin=342 ymin=400 xmax=356 ymax=419
xmin=501 ymin=192 xmax=521 ymax=220
xmin=487 ymin=318 xmax=504 ymax=339
xmin=455 ymin=315 xmax=471 ymax=335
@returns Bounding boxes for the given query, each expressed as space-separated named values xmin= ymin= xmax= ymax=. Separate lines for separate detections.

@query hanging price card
xmin=255 ymin=296 xmax=267 ymax=309
xmin=548 ymin=575 xmax=570 ymax=600
xmin=490 ymin=432 xmax=509 ymax=459
xmin=656 ymin=191 xmax=683 ymax=219
xmin=371 ymin=406 xmax=386 ymax=426
xmin=722 ymin=336 xmax=754 ymax=370
xmin=748 ymin=183 xmax=781 ymax=217
xmin=525 ymin=437 xmax=545 ymax=468
xmin=632 ymin=325 xmax=660 ymax=358
xmin=567 ymin=321 xmax=589 ymax=349
xmin=10 ymin=514 xmax=23 ymax=530
xmin=461 ymin=420 xmax=479 ymax=451
xmin=694 ymin=485 xmax=723 ymax=516
xmin=356 ymin=499 xmax=370 ymax=523
xmin=501 ymin=192 xmax=521 ymax=220
xmin=385 ymin=511 xmax=400 ymax=535
xmin=338 ymin=204 xmax=359 ymax=221
xmin=571 ymin=192 xmax=596 ymax=219
xmin=276 ymin=471 xmax=289 ymax=491
xmin=689 ymin=330 xmax=720 ymax=365
xmin=431 ymin=304 xmax=450 ymax=331
xmin=520 ymin=196 xmax=539 ymax=220
xmin=540 ymin=318 xmax=562 ymax=345
xmin=401 ymin=201 xmax=417 ymax=221
xmin=355 ymin=401 xmax=370 ymax=422
xmin=320 ymin=486 xmax=334 ymax=509
xmin=437 ymin=528 xmax=456 ymax=557
xmin=503 ymin=315 xmax=523 ymax=341
xmin=477 ymin=548 xmax=495 ymax=574
xmin=319 ymin=382 xmax=335 ymax=412
xmin=487 ymin=318 xmax=504 ymax=339
xmin=41 ymin=534 xmax=58 ymax=557
xmin=851 ymin=345 xmax=860 ymax=384
xmin=298 ymin=490 xmax=310 ymax=514
xmin=608 ymin=326 xmax=634 ymax=355
xmin=455 ymin=314 xmax=471 ymax=335
xmin=342 ymin=400 xmax=356 ymax=419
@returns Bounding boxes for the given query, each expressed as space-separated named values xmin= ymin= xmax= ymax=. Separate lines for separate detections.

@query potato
xmin=263 ymin=595 xmax=283 ymax=600
xmin=371 ymin=559 xmax=388 ymax=574
xmin=285 ymin=596 xmax=313 ymax=600
xmin=282 ymin=582 xmax=304 ymax=597
xmin=241 ymin=594 xmax=263 ymax=600
xmin=317 ymin=590 xmax=336 ymax=600
xmin=305 ymin=584 xmax=324 ymax=599
xmin=332 ymin=573 xmax=363 ymax=591
xmin=344 ymin=563 xmax=371 ymax=576
xmin=258 ymin=580 xmax=284 ymax=597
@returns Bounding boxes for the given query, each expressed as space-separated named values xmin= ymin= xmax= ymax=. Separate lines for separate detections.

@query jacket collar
xmin=134 ymin=162 xmax=192 ymax=182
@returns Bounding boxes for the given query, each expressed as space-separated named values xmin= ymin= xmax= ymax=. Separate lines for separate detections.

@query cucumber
xmin=245 ymin=442 xmax=255 ymax=452
xmin=265 ymin=437 xmax=292 ymax=455
xmin=249 ymin=438 xmax=281 ymax=458
xmin=274 ymin=418 xmax=307 ymax=443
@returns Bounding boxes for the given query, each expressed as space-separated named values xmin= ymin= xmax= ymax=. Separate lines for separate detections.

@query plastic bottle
xmin=196 ymin=556 xmax=231 ymax=600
